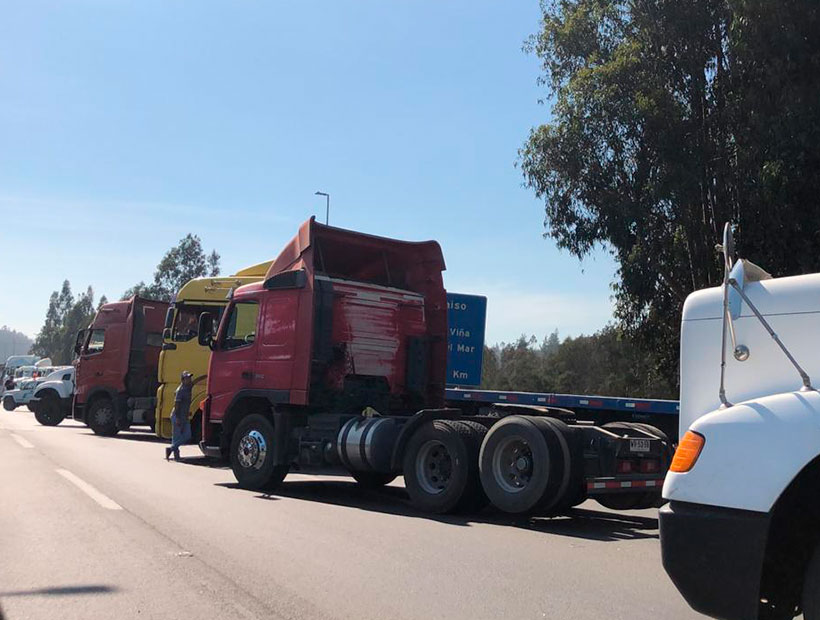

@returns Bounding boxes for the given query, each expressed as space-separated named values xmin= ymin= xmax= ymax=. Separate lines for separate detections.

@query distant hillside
xmin=0 ymin=326 xmax=34 ymax=364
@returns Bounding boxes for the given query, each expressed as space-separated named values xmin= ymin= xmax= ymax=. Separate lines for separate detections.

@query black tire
xmin=189 ymin=411 xmax=203 ymax=445
xmin=26 ymin=404 xmax=35 ymax=413
xmin=34 ymin=393 xmax=66 ymax=426
xmin=352 ymin=472 xmax=397 ymax=489
xmin=595 ymin=493 xmax=644 ymax=511
xmin=3 ymin=396 xmax=16 ymax=411
xmin=145 ymin=409 xmax=156 ymax=433
xmin=87 ymin=397 xmax=119 ymax=436
xmin=804 ymin=542 xmax=820 ymax=620
xmin=454 ymin=420 xmax=490 ymax=512
xmin=478 ymin=415 xmax=567 ymax=515
xmin=538 ymin=417 xmax=586 ymax=513
xmin=230 ymin=414 xmax=289 ymax=491
xmin=402 ymin=419 xmax=484 ymax=514
xmin=528 ymin=417 xmax=574 ymax=514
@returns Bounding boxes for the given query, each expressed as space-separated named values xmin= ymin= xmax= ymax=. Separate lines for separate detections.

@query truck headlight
xmin=669 ymin=431 xmax=705 ymax=473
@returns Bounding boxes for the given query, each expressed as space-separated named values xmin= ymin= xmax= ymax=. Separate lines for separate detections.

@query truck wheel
xmin=87 ymin=397 xmax=119 ymax=436
xmin=803 ymin=542 xmax=820 ymax=619
xmin=352 ymin=472 xmax=397 ymax=489
xmin=535 ymin=417 xmax=585 ymax=513
xmin=3 ymin=396 xmax=16 ymax=411
xmin=595 ymin=494 xmax=643 ymax=510
xmin=402 ymin=420 xmax=484 ymax=514
xmin=453 ymin=420 xmax=490 ymax=512
xmin=34 ymin=394 xmax=66 ymax=426
xmin=478 ymin=415 xmax=568 ymax=515
xmin=26 ymin=404 xmax=35 ymax=412
xmin=145 ymin=409 xmax=156 ymax=433
xmin=230 ymin=414 xmax=289 ymax=491
xmin=189 ymin=411 xmax=203 ymax=445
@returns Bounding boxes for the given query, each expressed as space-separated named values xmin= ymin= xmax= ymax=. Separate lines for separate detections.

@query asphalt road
xmin=0 ymin=408 xmax=701 ymax=620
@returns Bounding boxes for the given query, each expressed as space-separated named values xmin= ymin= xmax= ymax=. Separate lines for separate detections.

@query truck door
xmin=76 ymin=327 xmax=120 ymax=401
xmin=208 ymin=299 xmax=261 ymax=417
xmin=255 ymin=291 xmax=299 ymax=395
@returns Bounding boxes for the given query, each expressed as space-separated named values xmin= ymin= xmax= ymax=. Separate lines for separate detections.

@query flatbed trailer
xmin=445 ymin=388 xmax=679 ymax=440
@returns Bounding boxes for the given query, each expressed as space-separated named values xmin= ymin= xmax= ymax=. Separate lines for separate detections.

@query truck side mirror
xmin=162 ymin=327 xmax=172 ymax=341
xmin=198 ymin=312 xmax=215 ymax=349
xmin=74 ymin=329 xmax=86 ymax=356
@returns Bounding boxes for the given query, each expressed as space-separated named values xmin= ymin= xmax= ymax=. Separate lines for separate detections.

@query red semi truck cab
xmin=199 ymin=217 xmax=448 ymax=458
xmin=74 ymin=296 xmax=169 ymax=436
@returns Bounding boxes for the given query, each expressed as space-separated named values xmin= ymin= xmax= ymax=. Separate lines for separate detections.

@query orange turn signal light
xmin=669 ymin=431 xmax=705 ymax=473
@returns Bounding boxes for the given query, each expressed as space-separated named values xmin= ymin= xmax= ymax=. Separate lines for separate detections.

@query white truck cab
xmin=30 ymin=366 xmax=75 ymax=426
xmin=661 ymin=225 xmax=820 ymax=620
xmin=3 ymin=378 xmax=42 ymax=411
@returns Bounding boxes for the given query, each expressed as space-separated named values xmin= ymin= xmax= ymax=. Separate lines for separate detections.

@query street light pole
xmin=315 ymin=191 xmax=330 ymax=225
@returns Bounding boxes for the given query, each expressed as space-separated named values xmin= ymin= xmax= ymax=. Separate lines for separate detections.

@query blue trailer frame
xmin=445 ymin=388 xmax=678 ymax=416
xmin=445 ymin=388 xmax=680 ymax=441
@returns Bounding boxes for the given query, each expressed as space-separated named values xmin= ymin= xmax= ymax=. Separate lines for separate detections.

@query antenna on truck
xmin=717 ymin=223 xmax=813 ymax=408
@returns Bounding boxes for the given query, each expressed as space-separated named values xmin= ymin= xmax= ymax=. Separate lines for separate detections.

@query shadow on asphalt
xmin=175 ymin=456 xmax=230 ymax=469
xmin=213 ymin=478 xmax=659 ymax=542
xmin=0 ymin=585 xmax=118 ymax=597
xmin=80 ymin=428 xmax=169 ymax=444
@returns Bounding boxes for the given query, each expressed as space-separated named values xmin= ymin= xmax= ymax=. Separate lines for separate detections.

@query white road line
xmin=56 ymin=469 xmax=123 ymax=510
xmin=10 ymin=433 xmax=34 ymax=449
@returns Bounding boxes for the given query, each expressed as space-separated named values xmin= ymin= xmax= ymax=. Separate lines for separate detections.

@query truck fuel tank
xmin=337 ymin=416 xmax=400 ymax=474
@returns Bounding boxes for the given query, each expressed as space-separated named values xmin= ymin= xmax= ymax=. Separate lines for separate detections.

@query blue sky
xmin=0 ymin=0 xmax=617 ymax=343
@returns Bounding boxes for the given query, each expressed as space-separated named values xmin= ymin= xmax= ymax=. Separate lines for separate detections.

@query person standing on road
xmin=166 ymin=371 xmax=193 ymax=461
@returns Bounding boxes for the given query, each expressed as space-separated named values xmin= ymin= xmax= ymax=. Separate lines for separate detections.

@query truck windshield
xmin=222 ymin=301 xmax=259 ymax=350
xmin=173 ymin=304 xmax=224 ymax=342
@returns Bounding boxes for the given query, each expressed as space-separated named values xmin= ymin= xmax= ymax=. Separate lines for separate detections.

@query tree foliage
xmin=123 ymin=234 xmax=221 ymax=302
xmin=0 ymin=327 xmax=34 ymax=363
xmin=482 ymin=327 xmax=675 ymax=399
xmin=31 ymin=281 xmax=101 ymax=364
xmin=520 ymin=0 xmax=820 ymax=386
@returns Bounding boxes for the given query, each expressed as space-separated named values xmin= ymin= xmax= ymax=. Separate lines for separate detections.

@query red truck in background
xmin=74 ymin=296 xmax=169 ymax=436
xmin=198 ymin=218 xmax=673 ymax=515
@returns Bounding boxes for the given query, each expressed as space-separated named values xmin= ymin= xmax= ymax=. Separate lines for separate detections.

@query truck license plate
xmin=629 ymin=438 xmax=651 ymax=453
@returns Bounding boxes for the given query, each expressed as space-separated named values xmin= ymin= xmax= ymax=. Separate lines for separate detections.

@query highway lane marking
xmin=56 ymin=469 xmax=123 ymax=511
xmin=10 ymin=433 xmax=34 ymax=449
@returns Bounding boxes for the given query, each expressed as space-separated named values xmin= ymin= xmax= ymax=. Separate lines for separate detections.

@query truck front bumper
xmin=660 ymin=501 xmax=769 ymax=620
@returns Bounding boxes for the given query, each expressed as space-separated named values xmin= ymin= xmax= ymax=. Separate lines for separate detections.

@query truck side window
xmin=86 ymin=329 xmax=105 ymax=354
xmin=173 ymin=305 xmax=224 ymax=342
xmin=62 ymin=374 xmax=71 ymax=381
xmin=223 ymin=302 xmax=259 ymax=350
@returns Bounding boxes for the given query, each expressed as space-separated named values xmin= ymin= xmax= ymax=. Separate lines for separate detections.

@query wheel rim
xmin=237 ymin=430 xmax=267 ymax=470
xmin=93 ymin=404 xmax=112 ymax=427
xmin=415 ymin=440 xmax=452 ymax=495
xmin=492 ymin=435 xmax=541 ymax=494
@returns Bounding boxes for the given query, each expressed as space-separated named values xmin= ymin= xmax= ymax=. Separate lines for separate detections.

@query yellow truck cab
xmin=155 ymin=260 xmax=272 ymax=439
